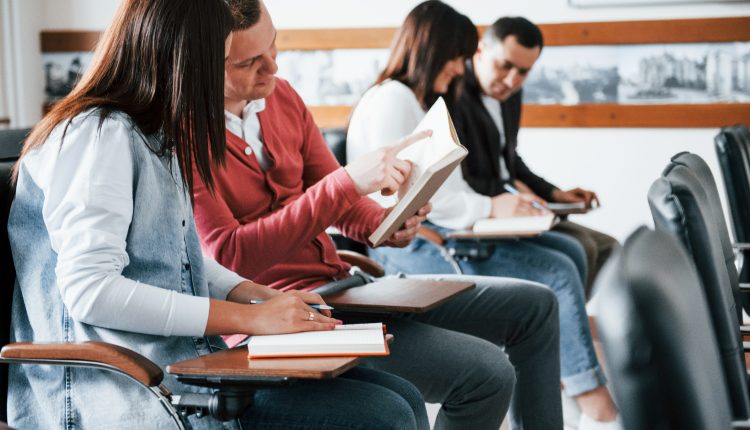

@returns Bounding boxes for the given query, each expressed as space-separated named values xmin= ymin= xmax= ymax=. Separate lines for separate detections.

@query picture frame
xmin=40 ymin=17 xmax=750 ymax=127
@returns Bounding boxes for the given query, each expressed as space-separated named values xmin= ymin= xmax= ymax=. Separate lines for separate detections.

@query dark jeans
xmin=241 ymin=367 xmax=429 ymax=430
xmin=347 ymin=275 xmax=563 ymax=430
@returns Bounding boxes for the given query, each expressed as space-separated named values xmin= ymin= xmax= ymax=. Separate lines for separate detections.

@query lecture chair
xmin=0 ymin=129 xmax=342 ymax=429
xmin=647 ymin=156 xmax=750 ymax=420
xmin=716 ymin=125 xmax=750 ymax=312
xmin=668 ymin=152 xmax=749 ymax=323
xmin=594 ymin=227 xmax=750 ymax=430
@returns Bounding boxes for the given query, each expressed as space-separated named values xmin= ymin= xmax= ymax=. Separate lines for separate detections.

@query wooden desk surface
xmin=325 ymin=279 xmax=475 ymax=313
xmin=167 ymin=347 xmax=362 ymax=379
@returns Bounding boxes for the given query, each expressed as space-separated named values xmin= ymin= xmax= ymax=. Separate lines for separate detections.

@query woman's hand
xmin=344 ymin=130 xmax=432 ymax=196
xmin=205 ymin=290 xmax=341 ymax=336
xmin=244 ymin=291 xmax=340 ymax=335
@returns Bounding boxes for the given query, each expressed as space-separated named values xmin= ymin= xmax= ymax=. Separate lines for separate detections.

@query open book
xmin=246 ymin=323 xmax=389 ymax=359
xmin=447 ymin=214 xmax=557 ymax=239
xmin=368 ymin=97 xmax=468 ymax=246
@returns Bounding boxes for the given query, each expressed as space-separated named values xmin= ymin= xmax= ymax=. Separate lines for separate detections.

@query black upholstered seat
xmin=595 ymin=227 xmax=734 ymax=430
xmin=716 ymin=125 xmax=750 ymax=307
xmin=0 ymin=128 xmax=30 ymax=423
xmin=647 ymin=156 xmax=750 ymax=419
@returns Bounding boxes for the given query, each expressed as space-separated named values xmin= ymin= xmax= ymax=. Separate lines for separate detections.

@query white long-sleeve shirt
xmin=21 ymin=113 xmax=245 ymax=337
xmin=346 ymin=80 xmax=492 ymax=230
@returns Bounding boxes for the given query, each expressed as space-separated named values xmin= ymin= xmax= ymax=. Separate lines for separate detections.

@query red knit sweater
xmin=193 ymin=79 xmax=387 ymax=291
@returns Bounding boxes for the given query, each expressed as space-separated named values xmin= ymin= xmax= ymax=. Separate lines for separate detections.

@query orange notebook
xmin=246 ymin=323 xmax=390 ymax=359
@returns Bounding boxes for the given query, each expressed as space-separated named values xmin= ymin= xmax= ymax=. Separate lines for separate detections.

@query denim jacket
xmin=8 ymin=112 xmax=239 ymax=429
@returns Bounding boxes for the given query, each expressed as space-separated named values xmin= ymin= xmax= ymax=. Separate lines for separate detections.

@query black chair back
xmin=0 ymin=128 xmax=28 ymax=422
xmin=647 ymin=160 xmax=750 ymax=419
xmin=320 ymin=128 xmax=368 ymax=255
xmin=595 ymin=227 xmax=732 ymax=430
xmin=670 ymin=152 xmax=744 ymax=321
xmin=715 ymin=125 xmax=750 ymax=287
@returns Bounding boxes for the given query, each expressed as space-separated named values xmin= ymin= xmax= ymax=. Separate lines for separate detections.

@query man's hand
xmin=490 ymin=193 xmax=548 ymax=218
xmin=344 ymin=130 xmax=432 ymax=196
xmin=383 ymin=202 xmax=431 ymax=247
xmin=552 ymin=187 xmax=600 ymax=209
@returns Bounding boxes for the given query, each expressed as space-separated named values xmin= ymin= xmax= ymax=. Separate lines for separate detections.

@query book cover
xmin=368 ymin=97 xmax=468 ymax=246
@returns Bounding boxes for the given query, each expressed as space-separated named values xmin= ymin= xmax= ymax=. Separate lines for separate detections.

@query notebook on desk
xmin=246 ymin=323 xmax=389 ymax=359
xmin=546 ymin=202 xmax=589 ymax=216
xmin=447 ymin=214 xmax=557 ymax=239
xmin=368 ymin=97 xmax=468 ymax=247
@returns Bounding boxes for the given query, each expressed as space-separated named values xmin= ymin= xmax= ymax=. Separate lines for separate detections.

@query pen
xmin=249 ymin=300 xmax=334 ymax=311
xmin=503 ymin=183 xmax=548 ymax=212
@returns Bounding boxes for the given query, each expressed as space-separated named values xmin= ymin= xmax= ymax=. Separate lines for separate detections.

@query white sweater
xmin=346 ymin=80 xmax=492 ymax=230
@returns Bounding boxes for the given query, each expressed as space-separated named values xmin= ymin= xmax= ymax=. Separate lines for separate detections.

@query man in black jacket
xmin=449 ymin=16 xmax=618 ymax=296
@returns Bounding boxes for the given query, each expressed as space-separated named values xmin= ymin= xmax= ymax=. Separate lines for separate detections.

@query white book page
xmin=248 ymin=324 xmax=384 ymax=347
xmin=396 ymin=97 xmax=460 ymax=196
xmin=473 ymin=214 xmax=556 ymax=234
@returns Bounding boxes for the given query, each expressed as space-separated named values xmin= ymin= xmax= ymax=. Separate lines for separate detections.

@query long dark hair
xmin=375 ymin=0 xmax=477 ymax=109
xmin=14 ymin=0 xmax=233 ymax=195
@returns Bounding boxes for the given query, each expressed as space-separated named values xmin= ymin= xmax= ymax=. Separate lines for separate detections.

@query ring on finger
xmin=307 ymin=311 xmax=315 ymax=321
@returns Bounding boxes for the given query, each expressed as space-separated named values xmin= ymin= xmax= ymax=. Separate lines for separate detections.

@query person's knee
xmin=376 ymin=392 xmax=421 ymax=430
xmin=465 ymin=343 xmax=516 ymax=401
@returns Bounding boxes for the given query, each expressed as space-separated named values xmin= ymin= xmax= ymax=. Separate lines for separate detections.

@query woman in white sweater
xmin=347 ymin=2 xmax=621 ymax=429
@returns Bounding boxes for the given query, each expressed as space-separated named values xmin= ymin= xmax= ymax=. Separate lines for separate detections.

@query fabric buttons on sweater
xmin=244 ymin=147 xmax=252 ymax=156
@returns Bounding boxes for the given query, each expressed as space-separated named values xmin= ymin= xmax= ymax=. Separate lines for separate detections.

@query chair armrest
xmin=418 ymin=226 xmax=444 ymax=246
xmin=741 ymin=326 xmax=750 ymax=335
xmin=733 ymin=420 xmax=750 ymax=429
xmin=0 ymin=341 xmax=163 ymax=387
xmin=734 ymin=243 xmax=750 ymax=250
xmin=740 ymin=283 xmax=750 ymax=293
xmin=336 ymin=250 xmax=385 ymax=278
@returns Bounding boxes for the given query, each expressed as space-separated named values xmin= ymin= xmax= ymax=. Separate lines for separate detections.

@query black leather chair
xmin=594 ymin=227 xmax=738 ymax=430
xmin=0 ymin=129 xmax=299 ymax=428
xmin=0 ymin=129 xmax=29 ymax=425
xmin=320 ymin=128 xmax=369 ymax=255
xmin=716 ymin=125 xmax=750 ymax=310
xmin=668 ymin=152 xmax=749 ymax=322
xmin=647 ymin=157 xmax=750 ymax=419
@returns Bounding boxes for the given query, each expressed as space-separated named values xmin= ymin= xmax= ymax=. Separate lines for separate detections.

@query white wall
xmin=20 ymin=0 xmax=750 ymax=240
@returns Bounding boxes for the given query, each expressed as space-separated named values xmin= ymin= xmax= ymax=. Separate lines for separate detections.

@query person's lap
xmin=344 ymin=276 xmax=562 ymax=430
xmin=242 ymin=366 xmax=428 ymax=430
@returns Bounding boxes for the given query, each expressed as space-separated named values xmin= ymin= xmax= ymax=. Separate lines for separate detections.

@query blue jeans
xmin=369 ymin=227 xmax=606 ymax=397
xmin=241 ymin=367 xmax=429 ymax=429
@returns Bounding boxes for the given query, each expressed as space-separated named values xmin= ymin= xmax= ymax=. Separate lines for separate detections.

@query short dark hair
xmin=376 ymin=0 xmax=478 ymax=109
xmin=224 ymin=0 xmax=262 ymax=31
xmin=484 ymin=17 xmax=544 ymax=51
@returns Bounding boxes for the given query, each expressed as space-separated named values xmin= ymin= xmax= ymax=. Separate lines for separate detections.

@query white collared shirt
xmin=480 ymin=94 xmax=510 ymax=181
xmin=225 ymin=99 xmax=271 ymax=171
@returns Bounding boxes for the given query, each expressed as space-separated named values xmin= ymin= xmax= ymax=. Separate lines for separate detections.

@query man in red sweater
xmin=193 ymin=1 xmax=563 ymax=428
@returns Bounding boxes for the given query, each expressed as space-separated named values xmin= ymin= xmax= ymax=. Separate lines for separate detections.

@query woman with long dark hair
xmin=348 ymin=2 xmax=621 ymax=429
xmin=7 ymin=1 xmax=427 ymax=429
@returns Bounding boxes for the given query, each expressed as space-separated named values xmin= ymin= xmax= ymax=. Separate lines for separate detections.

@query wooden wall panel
xmin=311 ymin=104 xmax=750 ymax=129
xmin=41 ymin=17 xmax=750 ymax=52
xmin=40 ymin=17 xmax=750 ymax=128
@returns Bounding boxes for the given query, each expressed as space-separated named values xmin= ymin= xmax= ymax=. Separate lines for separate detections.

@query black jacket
xmin=448 ymin=60 xmax=557 ymax=201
